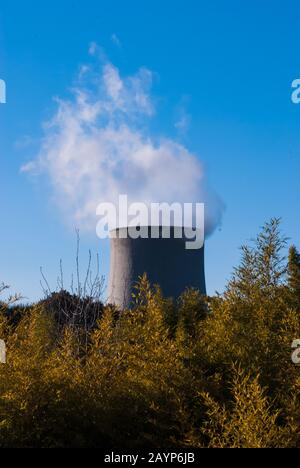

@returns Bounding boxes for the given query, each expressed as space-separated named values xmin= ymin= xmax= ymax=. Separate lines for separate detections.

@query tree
xmin=190 ymin=367 xmax=287 ymax=448
xmin=287 ymin=246 xmax=300 ymax=308
xmin=226 ymin=218 xmax=287 ymax=302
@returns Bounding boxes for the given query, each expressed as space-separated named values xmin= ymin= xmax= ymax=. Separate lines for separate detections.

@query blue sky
xmin=0 ymin=0 xmax=300 ymax=302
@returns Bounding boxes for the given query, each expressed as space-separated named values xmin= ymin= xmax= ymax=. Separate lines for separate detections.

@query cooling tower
xmin=108 ymin=226 xmax=206 ymax=309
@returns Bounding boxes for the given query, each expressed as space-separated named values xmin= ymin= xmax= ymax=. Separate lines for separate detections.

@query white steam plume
xmin=22 ymin=51 xmax=224 ymax=235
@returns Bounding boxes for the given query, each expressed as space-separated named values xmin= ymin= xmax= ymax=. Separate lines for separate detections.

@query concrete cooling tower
xmin=108 ymin=226 xmax=206 ymax=309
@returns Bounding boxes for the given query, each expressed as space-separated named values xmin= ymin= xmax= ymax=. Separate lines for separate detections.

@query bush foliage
xmin=0 ymin=219 xmax=299 ymax=448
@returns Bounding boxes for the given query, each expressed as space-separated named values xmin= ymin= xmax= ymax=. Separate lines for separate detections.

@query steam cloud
xmin=22 ymin=48 xmax=224 ymax=235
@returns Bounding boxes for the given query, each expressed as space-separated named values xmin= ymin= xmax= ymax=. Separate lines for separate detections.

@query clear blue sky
xmin=0 ymin=0 xmax=300 ymax=302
